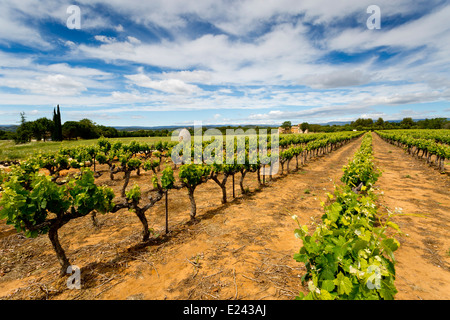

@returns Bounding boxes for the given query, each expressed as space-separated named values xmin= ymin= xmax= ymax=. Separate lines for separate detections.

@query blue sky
xmin=0 ymin=0 xmax=449 ymax=127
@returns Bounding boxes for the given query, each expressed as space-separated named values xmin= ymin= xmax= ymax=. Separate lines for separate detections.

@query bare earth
xmin=0 ymin=133 xmax=449 ymax=300
xmin=371 ymin=134 xmax=450 ymax=300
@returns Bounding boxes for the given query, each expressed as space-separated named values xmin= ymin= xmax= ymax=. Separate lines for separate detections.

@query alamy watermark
xmin=366 ymin=265 xmax=382 ymax=290
xmin=367 ymin=5 xmax=381 ymax=29
xmin=65 ymin=4 xmax=381 ymax=31
xmin=66 ymin=265 xmax=81 ymax=289
xmin=66 ymin=5 xmax=81 ymax=30
xmin=65 ymin=4 xmax=380 ymax=31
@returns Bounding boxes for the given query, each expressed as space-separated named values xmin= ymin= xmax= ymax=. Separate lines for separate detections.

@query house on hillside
xmin=278 ymin=126 xmax=290 ymax=134
xmin=278 ymin=124 xmax=306 ymax=134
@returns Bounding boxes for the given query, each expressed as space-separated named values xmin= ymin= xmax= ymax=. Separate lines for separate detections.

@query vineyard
xmin=0 ymin=130 xmax=449 ymax=300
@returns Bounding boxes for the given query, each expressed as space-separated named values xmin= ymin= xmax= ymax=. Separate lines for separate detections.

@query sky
xmin=0 ymin=0 xmax=449 ymax=127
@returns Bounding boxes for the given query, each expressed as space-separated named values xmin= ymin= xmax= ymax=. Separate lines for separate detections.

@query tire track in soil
xmin=371 ymin=133 xmax=450 ymax=300
xmin=0 ymin=136 xmax=363 ymax=300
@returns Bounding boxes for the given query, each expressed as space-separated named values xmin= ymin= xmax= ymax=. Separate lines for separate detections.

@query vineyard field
xmin=0 ymin=136 xmax=172 ymax=163
xmin=0 ymin=131 xmax=449 ymax=300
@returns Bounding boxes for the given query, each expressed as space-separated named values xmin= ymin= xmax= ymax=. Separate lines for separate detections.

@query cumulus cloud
xmin=125 ymin=74 xmax=202 ymax=95
xmin=95 ymin=35 xmax=117 ymax=44
xmin=0 ymin=0 xmax=449 ymax=125
xmin=115 ymin=24 xmax=124 ymax=32
xmin=161 ymin=70 xmax=212 ymax=83
xmin=301 ymin=69 xmax=372 ymax=89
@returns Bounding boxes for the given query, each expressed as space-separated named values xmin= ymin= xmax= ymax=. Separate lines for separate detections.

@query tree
xmin=14 ymin=112 xmax=33 ymax=144
xmin=352 ymin=118 xmax=373 ymax=129
xmin=62 ymin=121 xmax=81 ymax=140
xmin=78 ymin=119 xmax=99 ymax=139
xmin=400 ymin=117 xmax=414 ymax=129
xmin=0 ymin=130 xmax=8 ymax=140
xmin=309 ymin=124 xmax=322 ymax=132
xmin=32 ymin=117 xmax=54 ymax=141
xmin=417 ymin=117 xmax=447 ymax=129
xmin=52 ymin=105 xmax=63 ymax=141
xmin=97 ymin=125 xmax=119 ymax=138
xmin=300 ymin=122 xmax=309 ymax=131
xmin=375 ymin=117 xmax=385 ymax=128
xmin=281 ymin=121 xmax=292 ymax=129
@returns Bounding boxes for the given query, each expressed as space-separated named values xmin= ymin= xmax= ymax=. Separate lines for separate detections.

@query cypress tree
xmin=52 ymin=108 xmax=57 ymax=141
xmin=56 ymin=105 xmax=62 ymax=141
xmin=52 ymin=105 xmax=63 ymax=141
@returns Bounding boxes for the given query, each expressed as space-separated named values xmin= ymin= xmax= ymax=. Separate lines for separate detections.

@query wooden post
xmin=232 ymin=174 xmax=235 ymax=198
xmin=165 ymin=190 xmax=169 ymax=234
xmin=262 ymin=165 xmax=265 ymax=184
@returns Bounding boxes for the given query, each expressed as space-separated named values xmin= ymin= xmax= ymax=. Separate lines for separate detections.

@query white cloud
xmin=75 ymin=22 xmax=318 ymax=86
xmin=1 ymin=74 xmax=87 ymax=96
xmin=125 ymin=73 xmax=202 ymax=95
xmin=127 ymin=36 xmax=141 ymax=44
xmin=0 ymin=8 xmax=50 ymax=49
xmin=95 ymin=35 xmax=116 ymax=44
xmin=328 ymin=4 xmax=450 ymax=52
xmin=0 ymin=0 xmax=449 ymax=126
xmin=300 ymin=69 xmax=372 ymax=89
xmin=161 ymin=70 xmax=212 ymax=83
xmin=111 ymin=91 xmax=145 ymax=102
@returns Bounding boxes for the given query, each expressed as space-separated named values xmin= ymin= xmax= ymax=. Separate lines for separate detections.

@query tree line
xmin=280 ymin=117 xmax=449 ymax=133
xmin=2 ymin=106 xmax=174 ymax=144
xmin=1 ymin=106 xmax=448 ymax=144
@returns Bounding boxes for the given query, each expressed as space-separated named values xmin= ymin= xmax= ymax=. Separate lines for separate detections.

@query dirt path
xmin=0 ymin=136 xmax=364 ymax=300
xmin=371 ymin=133 xmax=450 ymax=300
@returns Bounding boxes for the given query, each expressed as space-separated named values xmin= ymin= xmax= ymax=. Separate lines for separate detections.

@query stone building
xmin=278 ymin=124 xmax=306 ymax=134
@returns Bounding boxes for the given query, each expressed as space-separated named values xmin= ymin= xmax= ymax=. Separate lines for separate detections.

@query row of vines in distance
xmin=376 ymin=129 xmax=450 ymax=172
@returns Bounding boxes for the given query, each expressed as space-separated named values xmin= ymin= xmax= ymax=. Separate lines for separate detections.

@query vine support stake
xmin=165 ymin=190 xmax=169 ymax=234
xmin=232 ymin=174 xmax=235 ymax=198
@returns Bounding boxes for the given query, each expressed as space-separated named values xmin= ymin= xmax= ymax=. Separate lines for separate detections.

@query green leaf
xmin=327 ymin=202 xmax=342 ymax=223
xmin=293 ymin=253 xmax=308 ymax=263
xmin=382 ymin=238 xmax=399 ymax=252
xmin=352 ymin=239 xmax=368 ymax=255
xmin=379 ymin=278 xmax=397 ymax=300
xmin=321 ymin=280 xmax=335 ymax=292
xmin=295 ymin=292 xmax=305 ymax=300
xmin=333 ymin=272 xmax=353 ymax=296
xmin=387 ymin=221 xmax=401 ymax=232
xmin=318 ymin=289 xmax=334 ymax=300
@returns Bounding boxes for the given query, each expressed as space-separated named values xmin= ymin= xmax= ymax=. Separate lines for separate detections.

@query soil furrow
xmin=371 ymin=133 xmax=450 ymax=300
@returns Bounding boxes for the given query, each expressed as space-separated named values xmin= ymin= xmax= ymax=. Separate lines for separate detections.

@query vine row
xmin=293 ymin=133 xmax=401 ymax=300
xmin=376 ymin=129 xmax=450 ymax=172
xmin=0 ymin=131 xmax=362 ymax=276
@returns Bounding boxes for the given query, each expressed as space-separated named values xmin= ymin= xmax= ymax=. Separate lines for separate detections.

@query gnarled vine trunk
xmin=188 ymin=188 xmax=197 ymax=220
xmin=48 ymin=225 xmax=70 ymax=276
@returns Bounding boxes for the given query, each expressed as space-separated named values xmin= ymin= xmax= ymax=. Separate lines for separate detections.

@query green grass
xmin=0 ymin=136 xmax=172 ymax=161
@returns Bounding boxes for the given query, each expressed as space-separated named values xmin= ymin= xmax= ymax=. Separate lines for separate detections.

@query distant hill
xmin=113 ymin=124 xmax=278 ymax=131
xmin=316 ymin=119 xmax=444 ymax=126
xmin=0 ymin=125 xmax=18 ymax=132
xmin=1 ymin=118 xmax=447 ymax=133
